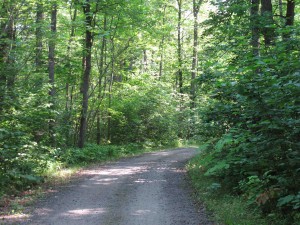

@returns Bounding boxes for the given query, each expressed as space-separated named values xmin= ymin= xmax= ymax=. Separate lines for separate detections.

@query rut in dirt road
xmin=17 ymin=148 xmax=214 ymax=225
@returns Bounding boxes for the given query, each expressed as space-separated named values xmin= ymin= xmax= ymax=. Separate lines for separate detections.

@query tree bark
xmin=96 ymin=15 xmax=107 ymax=145
xmin=0 ymin=2 xmax=8 ymax=112
xmin=78 ymin=0 xmax=93 ymax=148
xmin=190 ymin=0 xmax=202 ymax=109
xmin=278 ymin=0 xmax=283 ymax=18
xmin=177 ymin=0 xmax=183 ymax=94
xmin=282 ymin=0 xmax=295 ymax=41
xmin=35 ymin=2 xmax=44 ymax=70
xmin=159 ymin=5 xmax=166 ymax=78
xmin=48 ymin=1 xmax=57 ymax=146
xmin=65 ymin=4 xmax=77 ymax=146
xmin=261 ymin=0 xmax=274 ymax=46
xmin=251 ymin=0 xmax=260 ymax=56
xmin=285 ymin=0 xmax=295 ymax=26
xmin=0 ymin=30 xmax=6 ymax=112
xmin=6 ymin=12 xmax=16 ymax=101
xmin=0 ymin=1 xmax=16 ymax=112
xmin=107 ymin=38 xmax=114 ymax=143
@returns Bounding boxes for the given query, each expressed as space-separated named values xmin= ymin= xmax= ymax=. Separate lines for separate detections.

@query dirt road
xmin=9 ymin=148 xmax=213 ymax=225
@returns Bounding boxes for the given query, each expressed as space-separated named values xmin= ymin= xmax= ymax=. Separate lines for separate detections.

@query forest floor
xmin=1 ymin=148 xmax=215 ymax=225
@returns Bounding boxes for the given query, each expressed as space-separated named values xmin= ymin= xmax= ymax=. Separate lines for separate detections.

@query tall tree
xmin=158 ymin=5 xmax=167 ymax=78
xmin=190 ymin=0 xmax=202 ymax=108
xmin=0 ymin=1 xmax=16 ymax=112
xmin=48 ymin=1 xmax=57 ymax=145
xmin=78 ymin=0 xmax=94 ymax=148
xmin=251 ymin=0 xmax=260 ymax=56
xmin=283 ymin=0 xmax=295 ymax=40
xmin=96 ymin=14 xmax=107 ymax=145
xmin=176 ymin=0 xmax=183 ymax=94
xmin=285 ymin=0 xmax=295 ymax=26
xmin=261 ymin=0 xmax=275 ymax=46
xmin=35 ymin=2 xmax=44 ymax=70
xmin=64 ymin=3 xmax=77 ymax=146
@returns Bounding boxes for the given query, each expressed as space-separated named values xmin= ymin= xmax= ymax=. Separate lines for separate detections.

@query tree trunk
xmin=107 ymin=38 xmax=114 ymax=143
xmin=97 ymin=15 xmax=107 ymax=145
xmin=0 ymin=29 xmax=6 ymax=112
xmin=282 ymin=0 xmax=295 ymax=41
xmin=65 ymin=5 xmax=77 ymax=146
xmin=159 ymin=5 xmax=166 ymax=78
xmin=261 ymin=0 xmax=274 ymax=46
xmin=107 ymin=77 xmax=113 ymax=143
xmin=190 ymin=0 xmax=202 ymax=109
xmin=251 ymin=0 xmax=260 ymax=56
xmin=78 ymin=0 xmax=93 ymax=148
xmin=6 ymin=13 xmax=16 ymax=101
xmin=177 ymin=0 xmax=183 ymax=94
xmin=278 ymin=0 xmax=283 ymax=18
xmin=158 ymin=39 xmax=164 ymax=78
xmin=35 ymin=2 xmax=44 ymax=70
xmin=48 ymin=1 xmax=57 ymax=146
xmin=0 ymin=2 xmax=16 ymax=112
xmin=285 ymin=0 xmax=295 ymax=26
xmin=0 ymin=2 xmax=8 ymax=112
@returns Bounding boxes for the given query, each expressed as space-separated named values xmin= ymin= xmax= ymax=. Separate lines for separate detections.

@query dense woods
xmin=0 ymin=0 xmax=299 ymax=223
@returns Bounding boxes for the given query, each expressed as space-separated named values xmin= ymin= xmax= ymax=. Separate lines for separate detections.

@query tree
xmin=96 ymin=14 xmax=107 ymax=145
xmin=0 ymin=3 xmax=297 ymax=223
xmin=284 ymin=0 xmax=295 ymax=39
xmin=78 ymin=0 xmax=94 ymax=148
xmin=192 ymin=0 xmax=300 ymax=220
xmin=176 ymin=0 xmax=183 ymax=94
xmin=48 ymin=1 xmax=57 ymax=145
xmin=35 ymin=2 xmax=44 ymax=70
xmin=261 ymin=0 xmax=275 ymax=46
xmin=251 ymin=0 xmax=260 ymax=56
xmin=190 ymin=0 xmax=202 ymax=108
xmin=158 ymin=5 xmax=167 ymax=78
xmin=0 ymin=0 xmax=17 ymax=112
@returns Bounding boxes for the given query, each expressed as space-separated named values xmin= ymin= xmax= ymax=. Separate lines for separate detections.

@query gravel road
xmin=7 ymin=148 xmax=214 ymax=225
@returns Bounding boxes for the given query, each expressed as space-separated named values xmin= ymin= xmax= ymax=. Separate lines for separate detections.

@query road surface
xmin=7 ymin=148 xmax=214 ymax=225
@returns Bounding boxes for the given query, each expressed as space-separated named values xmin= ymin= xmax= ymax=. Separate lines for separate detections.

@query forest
xmin=0 ymin=0 xmax=299 ymax=224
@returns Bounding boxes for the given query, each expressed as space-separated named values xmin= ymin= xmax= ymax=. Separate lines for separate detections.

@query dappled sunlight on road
xmin=61 ymin=208 xmax=107 ymax=217
xmin=134 ymin=178 xmax=167 ymax=183
xmin=94 ymin=166 xmax=148 ymax=176
xmin=89 ymin=177 xmax=119 ymax=185
xmin=131 ymin=209 xmax=153 ymax=216
xmin=151 ymin=151 xmax=171 ymax=156
xmin=6 ymin=148 xmax=209 ymax=225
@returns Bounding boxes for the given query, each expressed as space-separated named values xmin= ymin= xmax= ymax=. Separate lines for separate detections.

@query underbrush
xmin=58 ymin=143 xmax=144 ymax=165
xmin=187 ymin=151 xmax=300 ymax=225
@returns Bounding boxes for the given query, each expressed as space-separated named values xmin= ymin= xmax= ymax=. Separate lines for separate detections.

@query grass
xmin=187 ymin=153 xmax=291 ymax=225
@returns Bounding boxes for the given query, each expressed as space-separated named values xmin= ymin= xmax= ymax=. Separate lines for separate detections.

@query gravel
xmin=4 ymin=148 xmax=214 ymax=225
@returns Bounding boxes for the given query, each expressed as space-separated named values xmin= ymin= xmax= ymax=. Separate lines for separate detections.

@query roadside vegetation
xmin=188 ymin=150 xmax=299 ymax=225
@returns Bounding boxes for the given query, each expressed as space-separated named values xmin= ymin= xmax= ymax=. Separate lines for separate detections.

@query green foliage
xmin=0 ymin=84 xmax=61 ymax=196
xmin=59 ymin=143 xmax=143 ymax=165
xmin=0 ymin=0 xmax=299 ymax=223
xmin=0 ymin=0 xmax=185 ymax=200
xmin=277 ymin=193 xmax=300 ymax=210
xmin=188 ymin=151 xmax=300 ymax=225
xmin=108 ymin=75 xmax=180 ymax=145
xmin=187 ymin=153 xmax=274 ymax=225
xmin=191 ymin=0 xmax=300 ymax=223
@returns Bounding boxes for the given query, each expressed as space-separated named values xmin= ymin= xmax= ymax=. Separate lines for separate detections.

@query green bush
xmin=59 ymin=143 xmax=143 ymax=165
xmin=194 ymin=33 xmax=300 ymax=223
